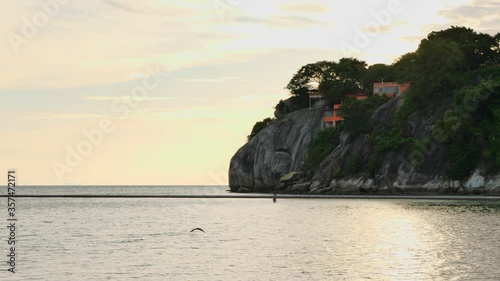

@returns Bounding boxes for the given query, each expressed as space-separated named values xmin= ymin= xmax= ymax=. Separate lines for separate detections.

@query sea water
xmin=1 ymin=186 xmax=499 ymax=280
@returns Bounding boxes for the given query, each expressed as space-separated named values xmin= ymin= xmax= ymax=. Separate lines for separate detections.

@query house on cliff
xmin=308 ymin=89 xmax=367 ymax=128
xmin=309 ymin=82 xmax=410 ymax=128
xmin=373 ymin=82 xmax=410 ymax=98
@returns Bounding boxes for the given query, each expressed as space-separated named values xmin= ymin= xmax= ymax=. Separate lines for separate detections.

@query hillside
xmin=229 ymin=26 xmax=500 ymax=195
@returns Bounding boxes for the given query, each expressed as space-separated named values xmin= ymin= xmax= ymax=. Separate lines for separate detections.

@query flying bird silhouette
xmin=190 ymin=228 xmax=205 ymax=233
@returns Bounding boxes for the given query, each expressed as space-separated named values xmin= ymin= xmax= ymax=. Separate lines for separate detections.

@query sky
xmin=0 ymin=0 xmax=498 ymax=185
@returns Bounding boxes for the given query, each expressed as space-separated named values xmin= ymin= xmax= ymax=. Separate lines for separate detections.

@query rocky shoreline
xmin=229 ymin=96 xmax=500 ymax=196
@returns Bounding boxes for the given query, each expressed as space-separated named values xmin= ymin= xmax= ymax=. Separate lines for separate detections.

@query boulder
xmin=237 ymin=187 xmax=252 ymax=193
xmin=229 ymin=107 xmax=323 ymax=192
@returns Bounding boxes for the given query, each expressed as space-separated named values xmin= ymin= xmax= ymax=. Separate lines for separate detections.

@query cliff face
xmin=310 ymin=96 xmax=500 ymax=195
xmin=229 ymin=96 xmax=500 ymax=195
xmin=229 ymin=107 xmax=323 ymax=192
xmin=311 ymin=96 xmax=452 ymax=194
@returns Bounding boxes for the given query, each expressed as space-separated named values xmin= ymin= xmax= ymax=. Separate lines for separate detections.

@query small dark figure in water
xmin=190 ymin=228 xmax=205 ymax=233
xmin=273 ymin=191 xmax=277 ymax=203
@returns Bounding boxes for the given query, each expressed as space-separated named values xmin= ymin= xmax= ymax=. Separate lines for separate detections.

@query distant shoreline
xmin=1 ymin=194 xmax=500 ymax=200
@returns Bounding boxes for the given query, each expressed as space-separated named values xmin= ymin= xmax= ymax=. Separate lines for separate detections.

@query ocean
xmin=1 ymin=186 xmax=500 ymax=280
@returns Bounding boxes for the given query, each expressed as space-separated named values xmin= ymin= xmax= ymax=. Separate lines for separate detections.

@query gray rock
xmin=237 ymin=187 xmax=252 ymax=193
xmin=309 ymin=180 xmax=322 ymax=190
xmin=310 ymin=95 xmax=453 ymax=194
xmin=465 ymin=170 xmax=486 ymax=188
xmin=376 ymin=186 xmax=392 ymax=195
xmin=231 ymin=92 xmax=500 ymax=195
xmin=332 ymin=185 xmax=360 ymax=195
xmin=229 ymin=107 xmax=323 ymax=192
xmin=329 ymin=179 xmax=338 ymax=189
xmin=487 ymin=186 xmax=500 ymax=195
xmin=290 ymin=183 xmax=310 ymax=193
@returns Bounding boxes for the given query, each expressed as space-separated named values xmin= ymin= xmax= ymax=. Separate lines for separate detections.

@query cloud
xmin=280 ymin=3 xmax=329 ymax=13
xmin=23 ymin=113 xmax=105 ymax=120
xmin=102 ymin=0 xmax=196 ymax=17
xmin=233 ymin=15 xmax=326 ymax=28
xmin=103 ymin=0 xmax=139 ymax=14
xmin=175 ymin=77 xmax=245 ymax=83
xmin=84 ymin=96 xmax=176 ymax=101
xmin=362 ymin=24 xmax=393 ymax=35
xmin=438 ymin=0 xmax=500 ymax=34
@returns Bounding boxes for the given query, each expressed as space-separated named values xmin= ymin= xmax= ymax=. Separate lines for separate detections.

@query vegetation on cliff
xmin=247 ymin=117 xmax=275 ymax=140
xmin=246 ymin=26 xmax=499 ymax=182
xmin=304 ymin=127 xmax=341 ymax=168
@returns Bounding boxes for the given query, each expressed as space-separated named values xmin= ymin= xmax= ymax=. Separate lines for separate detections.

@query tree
xmin=412 ymin=38 xmax=465 ymax=99
xmin=286 ymin=61 xmax=337 ymax=96
xmin=247 ymin=117 xmax=275 ymax=140
xmin=304 ymin=127 xmax=341 ymax=168
xmin=494 ymin=32 xmax=500 ymax=64
xmin=362 ymin=63 xmax=395 ymax=94
xmin=393 ymin=52 xmax=419 ymax=83
xmin=336 ymin=95 xmax=389 ymax=136
xmin=286 ymin=58 xmax=367 ymax=101
xmin=320 ymin=58 xmax=367 ymax=99
xmin=427 ymin=26 xmax=499 ymax=70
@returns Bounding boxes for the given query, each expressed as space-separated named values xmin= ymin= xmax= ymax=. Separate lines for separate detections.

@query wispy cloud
xmin=84 ymin=96 xmax=176 ymax=101
xmin=103 ymin=0 xmax=139 ymax=14
xmin=362 ymin=24 xmax=393 ymax=35
xmin=438 ymin=0 xmax=500 ymax=34
xmin=23 ymin=113 xmax=105 ymax=120
xmin=280 ymin=3 xmax=329 ymax=13
xmin=103 ymin=0 xmax=196 ymax=17
xmin=175 ymin=77 xmax=245 ymax=83
xmin=233 ymin=15 xmax=326 ymax=27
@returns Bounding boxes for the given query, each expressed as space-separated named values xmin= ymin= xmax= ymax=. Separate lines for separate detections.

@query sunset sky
xmin=1 ymin=0 xmax=498 ymax=185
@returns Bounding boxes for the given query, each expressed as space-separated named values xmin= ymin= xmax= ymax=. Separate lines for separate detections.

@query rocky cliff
xmin=308 ymin=96 xmax=500 ymax=195
xmin=229 ymin=96 xmax=500 ymax=195
xmin=229 ymin=107 xmax=323 ymax=192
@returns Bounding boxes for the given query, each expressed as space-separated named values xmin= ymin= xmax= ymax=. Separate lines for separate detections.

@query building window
xmin=325 ymin=111 xmax=333 ymax=117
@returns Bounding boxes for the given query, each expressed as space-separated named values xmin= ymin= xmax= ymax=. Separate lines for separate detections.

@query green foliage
xmin=432 ymin=69 xmax=500 ymax=173
xmin=289 ymin=94 xmax=309 ymax=112
xmin=286 ymin=60 xmax=337 ymax=96
xmin=247 ymin=117 xmax=275 ymax=141
xmin=433 ymin=76 xmax=500 ymax=142
xmin=332 ymin=167 xmax=344 ymax=179
xmin=427 ymin=26 xmax=499 ymax=69
xmin=286 ymin=58 xmax=367 ymax=101
xmin=305 ymin=127 xmax=340 ymax=168
xmin=433 ymin=111 xmax=465 ymax=143
xmin=254 ymin=26 xmax=500 ymax=180
xmin=337 ymin=95 xmax=389 ymax=136
xmin=482 ymin=102 xmax=500 ymax=167
xmin=274 ymin=100 xmax=287 ymax=118
xmin=347 ymin=155 xmax=362 ymax=174
xmin=274 ymin=95 xmax=309 ymax=118
xmin=393 ymin=52 xmax=419 ymax=83
xmin=362 ymin=63 xmax=395 ymax=95
xmin=395 ymin=88 xmax=425 ymax=127
xmin=367 ymin=157 xmax=380 ymax=178
xmin=320 ymin=58 xmax=367 ymax=98
xmin=373 ymin=128 xmax=411 ymax=153
xmin=413 ymin=39 xmax=466 ymax=99
xmin=449 ymin=143 xmax=479 ymax=180
xmin=411 ymin=138 xmax=432 ymax=163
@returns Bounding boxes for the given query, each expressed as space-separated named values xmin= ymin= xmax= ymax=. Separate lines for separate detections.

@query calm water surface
xmin=1 ymin=186 xmax=499 ymax=280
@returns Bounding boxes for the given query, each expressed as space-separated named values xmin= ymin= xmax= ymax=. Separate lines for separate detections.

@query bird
xmin=190 ymin=228 xmax=205 ymax=233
